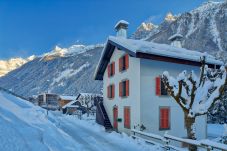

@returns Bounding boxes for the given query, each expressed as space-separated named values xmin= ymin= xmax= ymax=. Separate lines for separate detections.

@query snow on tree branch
xmin=162 ymin=57 xmax=227 ymax=117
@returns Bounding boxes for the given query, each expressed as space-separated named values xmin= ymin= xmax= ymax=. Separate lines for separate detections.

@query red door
xmin=113 ymin=107 xmax=118 ymax=129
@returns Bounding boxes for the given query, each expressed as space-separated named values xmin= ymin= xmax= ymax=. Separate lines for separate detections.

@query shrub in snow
xmin=162 ymin=56 xmax=227 ymax=151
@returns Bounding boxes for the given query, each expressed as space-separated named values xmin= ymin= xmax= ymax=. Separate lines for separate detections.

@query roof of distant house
xmin=59 ymin=95 xmax=77 ymax=101
xmin=94 ymin=36 xmax=223 ymax=80
xmin=76 ymin=93 xmax=102 ymax=100
xmin=62 ymin=100 xmax=79 ymax=109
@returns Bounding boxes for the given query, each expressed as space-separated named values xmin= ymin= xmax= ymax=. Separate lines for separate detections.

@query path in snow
xmin=53 ymin=114 xmax=159 ymax=151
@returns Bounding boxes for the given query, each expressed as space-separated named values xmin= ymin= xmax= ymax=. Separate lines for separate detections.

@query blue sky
xmin=0 ymin=0 xmax=208 ymax=59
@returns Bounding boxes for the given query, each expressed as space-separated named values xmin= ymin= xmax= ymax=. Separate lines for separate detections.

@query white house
xmin=94 ymin=20 xmax=222 ymax=141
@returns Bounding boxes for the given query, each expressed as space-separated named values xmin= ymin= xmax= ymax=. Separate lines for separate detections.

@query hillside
xmin=0 ymin=45 xmax=103 ymax=97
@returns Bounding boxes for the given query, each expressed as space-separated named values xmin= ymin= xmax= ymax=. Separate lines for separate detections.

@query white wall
xmin=102 ymin=48 xmax=207 ymax=140
xmin=103 ymin=48 xmax=141 ymax=133
xmin=140 ymin=59 xmax=207 ymax=139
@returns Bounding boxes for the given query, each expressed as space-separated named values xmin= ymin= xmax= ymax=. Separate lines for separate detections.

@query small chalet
xmin=62 ymin=100 xmax=83 ymax=114
xmin=94 ymin=20 xmax=222 ymax=140
xmin=59 ymin=95 xmax=77 ymax=109
xmin=62 ymin=93 xmax=102 ymax=115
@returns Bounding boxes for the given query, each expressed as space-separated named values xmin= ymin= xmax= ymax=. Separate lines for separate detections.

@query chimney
xmin=168 ymin=34 xmax=183 ymax=48
xmin=114 ymin=20 xmax=129 ymax=38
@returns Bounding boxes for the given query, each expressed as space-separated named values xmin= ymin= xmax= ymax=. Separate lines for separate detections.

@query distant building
xmin=37 ymin=93 xmax=59 ymax=110
xmin=62 ymin=93 xmax=102 ymax=115
xmin=59 ymin=95 xmax=77 ymax=109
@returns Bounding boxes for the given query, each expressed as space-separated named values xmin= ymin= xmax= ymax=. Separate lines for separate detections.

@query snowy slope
xmin=0 ymin=90 xmax=81 ymax=151
xmin=0 ymin=45 xmax=103 ymax=97
xmin=0 ymin=56 xmax=35 ymax=77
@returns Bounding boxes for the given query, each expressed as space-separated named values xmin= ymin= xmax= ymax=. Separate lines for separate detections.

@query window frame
xmin=107 ymin=84 xmax=115 ymax=99
xmin=119 ymin=54 xmax=129 ymax=72
xmin=119 ymin=79 xmax=129 ymax=98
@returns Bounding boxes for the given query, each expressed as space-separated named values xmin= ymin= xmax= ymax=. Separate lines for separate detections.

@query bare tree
xmin=162 ymin=57 xmax=227 ymax=151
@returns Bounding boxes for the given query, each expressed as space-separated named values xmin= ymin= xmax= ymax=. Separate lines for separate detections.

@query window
xmin=119 ymin=54 xmax=129 ymax=72
xmin=124 ymin=107 xmax=130 ymax=129
xmin=119 ymin=80 xmax=129 ymax=97
xmin=156 ymin=76 xmax=168 ymax=96
xmin=159 ymin=107 xmax=170 ymax=130
xmin=107 ymin=84 xmax=115 ymax=99
xmin=108 ymin=62 xmax=115 ymax=77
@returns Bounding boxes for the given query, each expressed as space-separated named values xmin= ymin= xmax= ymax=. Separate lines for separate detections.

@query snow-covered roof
xmin=114 ymin=20 xmax=129 ymax=29
xmin=62 ymin=100 xmax=78 ymax=109
xmin=168 ymin=34 xmax=183 ymax=41
xmin=76 ymin=93 xmax=102 ymax=100
xmin=59 ymin=95 xmax=77 ymax=101
xmin=94 ymin=36 xmax=223 ymax=80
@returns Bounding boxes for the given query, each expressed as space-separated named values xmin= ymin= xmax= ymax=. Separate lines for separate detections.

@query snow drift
xmin=0 ymin=90 xmax=81 ymax=151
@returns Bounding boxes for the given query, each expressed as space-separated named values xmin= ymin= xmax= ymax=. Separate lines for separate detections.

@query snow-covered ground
xmin=0 ymin=89 xmax=225 ymax=151
xmin=0 ymin=90 xmax=160 ymax=151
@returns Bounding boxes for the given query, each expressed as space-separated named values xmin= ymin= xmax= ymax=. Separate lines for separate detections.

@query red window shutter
xmin=125 ymin=54 xmax=129 ymax=70
xmin=160 ymin=108 xmax=169 ymax=129
xmin=112 ymin=84 xmax=115 ymax=98
xmin=119 ymin=82 xmax=122 ymax=97
xmin=124 ymin=107 xmax=130 ymax=128
xmin=108 ymin=65 xmax=111 ymax=77
xmin=112 ymin=62 xmax=115 ymax=75
xmin=126 ymin=80 xmax=129 ymax=96
xmin=156 ymin=77 xmax=161 ymax=96
xmin=119 ymin=58 xmax=122 ymax=72
xmin=107 ymin=86 xmax=110 ymax=98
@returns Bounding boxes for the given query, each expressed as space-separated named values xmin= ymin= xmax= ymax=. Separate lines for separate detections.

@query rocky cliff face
xmin=144 ymin=1 xmax=226 ymax=60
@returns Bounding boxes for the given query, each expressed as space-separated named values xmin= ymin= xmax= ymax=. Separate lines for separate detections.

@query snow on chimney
xmin=115 ymin=20 xmax=129 ymax=38
xmin=168 ymin=34 xmax=183 ymax=48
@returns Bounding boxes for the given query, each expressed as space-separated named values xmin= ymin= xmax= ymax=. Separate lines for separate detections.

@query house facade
xmin=94 ymin=20 xmax=222 ymax=140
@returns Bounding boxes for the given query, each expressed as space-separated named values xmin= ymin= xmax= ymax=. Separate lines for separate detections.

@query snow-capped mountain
xmin=131 ymin=22 xmax=157 ymax=39
xmin=0 ymin=45 xmax=103 ymax=97
xmin=0 ymin=1 xmax=226 ymax=98
xmin=0 ymin=56 xmax=35 ymax=77
xmin=144 ymin=1 xmax=226 ymax=60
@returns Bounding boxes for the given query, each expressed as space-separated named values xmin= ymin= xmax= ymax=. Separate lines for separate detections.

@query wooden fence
xmin=131 ymin=129 xmax=227 ymax=151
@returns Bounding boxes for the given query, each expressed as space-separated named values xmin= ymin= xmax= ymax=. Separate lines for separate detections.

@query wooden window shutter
xmin=107 ymin=86 xmax=110 ymax=98
xmin=108 ymin=65 xmax=111 ymax=77
xmin=160 ymin=108 xmax=169 ymax=129
xmin=125 ymin=54 xmax=129 ymax=70
xmin=112 ymin=84 xmax=115 ymax=98
xmin=119 ymin=82 xmax=122 ymax=97
xmin=124 ymin=107 xmax=130 ymax=128
xmin=156 ymin=77 xmax=161 ymax=96
xmin=112 ymin=62 xmax=115 ymax=75
xmin=126 ymin=80 xmax=129 ymax=96
xmin=119 ymin=58 xmax=122 ymax=72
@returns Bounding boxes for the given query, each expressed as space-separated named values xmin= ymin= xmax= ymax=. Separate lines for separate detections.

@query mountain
xmin=0 ymin=56 xmax=35 ymax=77
xmin=144 ymin=1 xmax=227 ymax=60
xmin=0 ymin=44 xmax=103 ymax=97
xmin=131 ymin=22 xmax=157 ymax=39
xmin=0 ymin=1 xmax=226 ymax=98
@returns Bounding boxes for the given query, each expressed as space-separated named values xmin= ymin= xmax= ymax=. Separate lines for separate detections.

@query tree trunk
xmin=184 ymin=114 xmax=197 ymax=151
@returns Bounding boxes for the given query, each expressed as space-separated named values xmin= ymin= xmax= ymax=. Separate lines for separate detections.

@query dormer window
xmin=119 ymin=54 xmax=129 ymax=72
